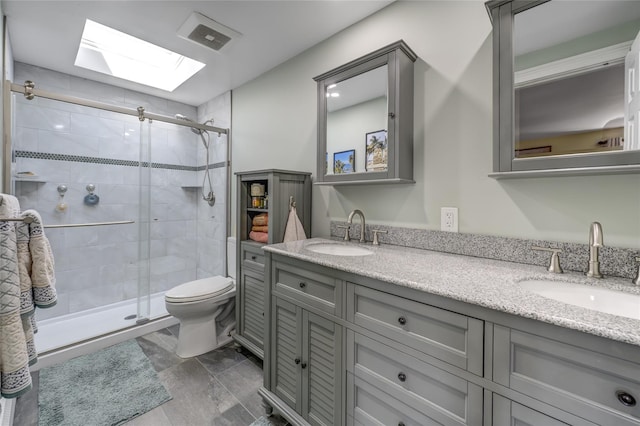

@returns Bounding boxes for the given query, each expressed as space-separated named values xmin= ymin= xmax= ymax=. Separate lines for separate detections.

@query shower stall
xmin=4 ymin=63 xmax=231 ymax=356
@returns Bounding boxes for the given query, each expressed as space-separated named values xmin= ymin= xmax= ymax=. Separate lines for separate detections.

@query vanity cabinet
xmin=261 ymin=250 xmax=640 ymax=426
xmin=234 ymin=170 xmax=311 ymax=359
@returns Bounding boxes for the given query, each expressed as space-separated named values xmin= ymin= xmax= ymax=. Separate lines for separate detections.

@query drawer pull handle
xmin=301 ymin=362 xmax=307 ymax=369
xmin=617 ymin=391 xmax=637 ymax=407
xmin=398 ymin=316 xmax=407 ymax=325
xmin=398 ymin=372 xmax=407 ymax=382
xmin=294 ymin=358 xmax=301 ymax=365
xmin=299 ymin=282 xmax=306 ymax=288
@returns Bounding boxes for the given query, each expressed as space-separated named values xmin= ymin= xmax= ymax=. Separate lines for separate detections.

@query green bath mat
xmin=38 ymin=340 xmax=171 ymax=426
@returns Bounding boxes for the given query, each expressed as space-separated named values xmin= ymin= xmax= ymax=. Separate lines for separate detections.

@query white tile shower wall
xmin=196 ymin=92 xmax=231 ymax=279
xmin=12 ymin=62 xmax=231 ymax=320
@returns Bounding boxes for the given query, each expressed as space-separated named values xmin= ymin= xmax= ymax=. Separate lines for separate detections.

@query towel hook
xmin=289 ymin=196 xmax=296 ymax=211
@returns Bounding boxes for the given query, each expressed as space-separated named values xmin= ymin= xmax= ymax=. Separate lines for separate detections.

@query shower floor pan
xmin=34 ymin=292 xmax=174 ymax=360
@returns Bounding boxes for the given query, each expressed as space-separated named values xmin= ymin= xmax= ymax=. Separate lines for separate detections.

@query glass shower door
xmin=10 ymin=93 xmax=153 ymax=352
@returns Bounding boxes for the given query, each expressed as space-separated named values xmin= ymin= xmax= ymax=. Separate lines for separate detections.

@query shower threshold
xmin=33 ymin=292 xmax=174 ymax=361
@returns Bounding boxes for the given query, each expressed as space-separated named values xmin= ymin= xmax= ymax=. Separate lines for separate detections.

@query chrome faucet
xmin=347 ymin=209 xmax=366 ymax=243
xmin=586 ymin=221 xmax=603 ymax=278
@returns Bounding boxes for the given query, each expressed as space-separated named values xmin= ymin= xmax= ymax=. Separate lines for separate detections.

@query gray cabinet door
xmin=493 ymin=394 xmax=569 ymax=426
xmin=301 ymin=311 xmax=343 ymax=426
xmin=239 ymin=269 xmax=265 ymax=352
xmin=271 ymin=297 xmax=343 ymax=426
xmin=272 ymin=297 xmax=302 ymax=411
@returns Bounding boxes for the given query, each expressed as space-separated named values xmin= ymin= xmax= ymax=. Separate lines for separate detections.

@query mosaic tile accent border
xmin=15 ymin=150 xmax=226 ymax=171
xmin=330 ymin=221 xmax=640 ymax=280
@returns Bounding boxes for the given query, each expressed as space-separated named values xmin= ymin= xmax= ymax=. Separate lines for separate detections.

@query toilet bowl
xmin=165 ymin=276 xmax=236 ymax=358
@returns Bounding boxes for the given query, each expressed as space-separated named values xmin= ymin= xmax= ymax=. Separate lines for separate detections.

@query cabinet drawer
xmin=493 ymin=395 xmax=570 ymax=426
xmin=242 ymin=244 xmax=265 ymax=271
xmin=274 ymin=262 xmax=339 ymax=316
xmin=494 ymin=326 xmax=640 ymax=425
xmin=347 ymin=331 xmax=482 ymax=425
xmin=348 ymin=285 xmax=483 ymax=375
xmin=347 ymin=373 xmax=471 ymax=426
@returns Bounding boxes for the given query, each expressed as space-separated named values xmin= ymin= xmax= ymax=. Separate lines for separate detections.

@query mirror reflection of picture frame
xmin=365 ymin=129 xmax=388 ymax=171
xmin=334 ymin=149 xmax=355 ymax=174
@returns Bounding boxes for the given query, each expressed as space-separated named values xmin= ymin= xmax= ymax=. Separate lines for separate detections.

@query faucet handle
xmin=633 ymin=257 xmax=640 ymax=286
xmin=532 ymin=246 xmax=563 ymax=274
xmin=372 ymin=229 xmax=387 ymax=246
xmin=337 ymin=225 xmax=351 ymax=241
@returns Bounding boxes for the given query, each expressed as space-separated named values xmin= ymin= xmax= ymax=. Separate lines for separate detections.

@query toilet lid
xmin=165 ymin=276 xmax=234 ymax=303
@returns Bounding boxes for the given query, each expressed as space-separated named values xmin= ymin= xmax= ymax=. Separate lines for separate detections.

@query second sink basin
xmin=520 ymin=279 xmax=640 ymax=320
xmin=305 ymin=243 xmax=373 ymax=256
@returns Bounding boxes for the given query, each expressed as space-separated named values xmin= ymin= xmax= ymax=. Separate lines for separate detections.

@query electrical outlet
xmin=441 ymin=207 xmax=459 ymax=232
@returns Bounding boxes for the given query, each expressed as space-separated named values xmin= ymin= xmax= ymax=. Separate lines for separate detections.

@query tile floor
xmin=12 ymin=325 xmax=289 ymax=426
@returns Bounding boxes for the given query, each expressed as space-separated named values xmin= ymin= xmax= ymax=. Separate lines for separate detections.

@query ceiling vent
xmin=177 ymin=12 xmax=242 ymax=52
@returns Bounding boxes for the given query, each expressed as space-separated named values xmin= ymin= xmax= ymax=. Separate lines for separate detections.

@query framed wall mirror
xmin=487 ymin=0 xmax=640 ymax=177
xmin=314 ymin=40 xmax=417 ymax=185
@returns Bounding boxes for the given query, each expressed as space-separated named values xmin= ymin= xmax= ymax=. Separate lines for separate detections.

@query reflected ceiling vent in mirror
xmin=177 ymin=12 xmax=242 ymax=52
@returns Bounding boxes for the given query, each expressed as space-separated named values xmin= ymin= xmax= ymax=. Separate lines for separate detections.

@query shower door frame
xmin=3 ymin=79 xmax=232 ymax=326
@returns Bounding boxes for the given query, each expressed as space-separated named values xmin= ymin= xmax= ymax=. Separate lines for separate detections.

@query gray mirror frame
xmin=313 ymin=40 xmax=417 ymax=185
xmin=486 ymin=0 xmax=640 ymax=178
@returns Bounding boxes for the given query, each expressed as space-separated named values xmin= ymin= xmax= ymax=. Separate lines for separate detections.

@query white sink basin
xmin=520 ymin=279 xmax=640 ymax=320
xmin=305 ymin=243 xmax=373 ymax=256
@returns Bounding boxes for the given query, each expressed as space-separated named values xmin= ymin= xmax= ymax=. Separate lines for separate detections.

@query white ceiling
xmin=2 ymin=0 xmax=394 ymax=107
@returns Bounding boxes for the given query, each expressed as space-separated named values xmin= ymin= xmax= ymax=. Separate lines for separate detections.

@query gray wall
xmin=231 ymin=1 xmax=640 ymax=249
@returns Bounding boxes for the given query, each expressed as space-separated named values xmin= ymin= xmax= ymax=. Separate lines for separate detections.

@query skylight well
xmin=75 ymin=19 xmax=205 ymax=92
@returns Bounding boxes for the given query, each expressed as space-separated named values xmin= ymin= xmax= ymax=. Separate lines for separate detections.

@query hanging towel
xmin=20 ymin=210 xmax=56 ymax=310
xmin=14 ymin=210 xmax=56 ymax=366
xmin=283 ymin=206 xmax=306 ymax=242
xmin=0 ymin=196 xmax=32 ymax=398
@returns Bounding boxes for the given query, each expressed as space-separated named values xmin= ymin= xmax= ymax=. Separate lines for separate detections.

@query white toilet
xmin=165 ymin=237 xmax=237 ymax=358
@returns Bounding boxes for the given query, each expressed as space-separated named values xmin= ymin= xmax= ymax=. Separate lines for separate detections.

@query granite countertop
xmin=263 ymin=238 xmax=640 ymax=347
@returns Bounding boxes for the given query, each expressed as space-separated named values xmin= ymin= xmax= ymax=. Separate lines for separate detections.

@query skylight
xmin=75 ymin=19 xmax=205 ymax=92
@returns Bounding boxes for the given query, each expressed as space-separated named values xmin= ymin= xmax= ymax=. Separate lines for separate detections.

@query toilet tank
xmin=227 ymin=237 xmax=236 ymax=279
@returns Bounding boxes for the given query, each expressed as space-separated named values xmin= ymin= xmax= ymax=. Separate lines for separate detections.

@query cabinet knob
xmin=299 ymin=282 xmax=306 ymax=288
xmin=398 ymin=316 xmax=407 ymax=325
xmin=301 ymin=362 xmax=307 ymax=369
xmin=294 ymin=358 xmax=301 ymax=365
xmin=389 ymin=112 xmax=396 ymax=119
xmin=251 ymin=255 xmax=257 ymax=261
xmin=398 ymin=372 xmax=407 ymax=382
xmin=617 ymin=391 xmax=637 ymax=407
xmin=398 ymin=422 xmax=405 ymax=426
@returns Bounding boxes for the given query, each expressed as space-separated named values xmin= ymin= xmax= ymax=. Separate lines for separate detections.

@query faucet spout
xmin=586 ymin=221 xmax=604 ymax=278
xmin=347 ymin=209 xmax=366 ymax=243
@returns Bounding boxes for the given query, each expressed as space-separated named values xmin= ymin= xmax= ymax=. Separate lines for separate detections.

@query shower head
xmin=175 ymin=113 xmax=203 ymax=136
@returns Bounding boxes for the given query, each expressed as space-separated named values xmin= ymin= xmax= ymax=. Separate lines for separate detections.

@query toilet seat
xmin=165 ymin=276 xmax=234 ymax=303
